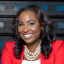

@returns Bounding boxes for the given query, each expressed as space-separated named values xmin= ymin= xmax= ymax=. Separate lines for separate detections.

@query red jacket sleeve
xmin=1 ymin=41 xmax=15 ymax=64
xmin=53 ymin=40 xmax=64 ymax=64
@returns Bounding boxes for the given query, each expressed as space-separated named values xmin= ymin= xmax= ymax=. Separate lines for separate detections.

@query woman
xmin=1 ymin=5 xmax=64 ymax=64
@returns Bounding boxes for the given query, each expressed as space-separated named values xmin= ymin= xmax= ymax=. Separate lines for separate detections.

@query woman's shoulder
xmin=52 ymin=40 xmax=64 ymax=52
xmin=5 ymin=41 xmax=16 ymax=48
xmin=4 ymin=41 xmax=16 ymax=53
xmin=52 ymin=40 xmax=64 ymax=46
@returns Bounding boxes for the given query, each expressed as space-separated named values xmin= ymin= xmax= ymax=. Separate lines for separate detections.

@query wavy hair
xmin=12 ymin=5 xmax=55 ymax=59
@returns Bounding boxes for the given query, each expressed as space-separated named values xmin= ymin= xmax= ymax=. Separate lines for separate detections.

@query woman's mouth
xmin=24 ymin=34 xmax=33 ymax=39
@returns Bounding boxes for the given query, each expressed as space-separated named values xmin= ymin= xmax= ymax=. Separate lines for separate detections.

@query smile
xmin=24 ymin=34 xmax=33 ymax=39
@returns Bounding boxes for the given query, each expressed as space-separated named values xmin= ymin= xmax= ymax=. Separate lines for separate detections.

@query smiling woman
xmin=1 ymin=5 xmax=64 ymax=64
xmin=18 ymin=11 xmax=42 ymax=44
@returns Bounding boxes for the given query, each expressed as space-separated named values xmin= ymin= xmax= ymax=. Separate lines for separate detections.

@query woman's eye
xmin=29 ymin=23 xmax=35 ymax=25
xmin=18 ymin=24 xmax=23 ymax=26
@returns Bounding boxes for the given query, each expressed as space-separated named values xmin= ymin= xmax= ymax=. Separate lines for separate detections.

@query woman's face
xmin=18 ymin=11 xmax=43 ymax=44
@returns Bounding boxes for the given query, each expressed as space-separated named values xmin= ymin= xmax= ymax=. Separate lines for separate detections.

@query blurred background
xmin=0 ymin=0 xmax=64 ymax=64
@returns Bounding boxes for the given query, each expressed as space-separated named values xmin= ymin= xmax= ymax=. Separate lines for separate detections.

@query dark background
xmin=0 ymin=0 xmax=64 ymax=2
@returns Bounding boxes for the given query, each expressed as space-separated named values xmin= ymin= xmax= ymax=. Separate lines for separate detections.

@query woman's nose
xmin=23 ymin=25 xmax=29 ymax=33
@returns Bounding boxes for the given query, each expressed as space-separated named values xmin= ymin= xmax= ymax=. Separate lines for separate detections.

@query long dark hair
xmin=12 ymin=5 xmax=55 ymax=59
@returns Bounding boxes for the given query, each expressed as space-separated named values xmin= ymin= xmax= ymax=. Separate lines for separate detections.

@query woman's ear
xmin=41 ymin=26 xmax=43 ymax=30
xmin=40 ymin=23 xmax=44 ymax=30
xmin=40 ymin=22 xmax=46 ymax=30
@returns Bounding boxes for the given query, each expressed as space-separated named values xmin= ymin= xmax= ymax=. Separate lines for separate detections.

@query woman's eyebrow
xmin=27 ymin=20 xmax=36 ymax=23
xmin=18 ymin=21 xmax=23 ymax=23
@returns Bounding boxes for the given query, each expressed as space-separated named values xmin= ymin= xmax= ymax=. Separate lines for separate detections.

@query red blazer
xmin=1 ymin=40 xmax=64 ymax=64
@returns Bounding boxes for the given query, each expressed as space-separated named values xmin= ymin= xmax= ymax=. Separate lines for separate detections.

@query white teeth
xmin=24 ymin=34 xmax=32 ymax=38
